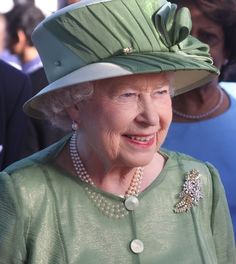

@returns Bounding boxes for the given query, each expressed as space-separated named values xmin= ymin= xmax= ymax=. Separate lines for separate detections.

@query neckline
xmin=172 ymin=88 xmax=232 ymax=124
xmin=172 ymin=90 xmax=234 ymax=124
xmin=173 ymin=87 xmax=224 ymax=120
xmin=50 ymin=138 xmax=171 ymax=201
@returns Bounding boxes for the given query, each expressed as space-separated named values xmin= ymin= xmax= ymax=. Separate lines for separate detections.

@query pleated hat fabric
xmin=24 ymin=0 xmax=219 ymax=119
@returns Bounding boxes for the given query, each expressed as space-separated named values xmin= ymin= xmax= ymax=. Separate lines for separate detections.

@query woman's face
xmin=188 ymin=3 xmax=227 ymax=70
xmin=74 ymin=73 xmax=172 ymax=169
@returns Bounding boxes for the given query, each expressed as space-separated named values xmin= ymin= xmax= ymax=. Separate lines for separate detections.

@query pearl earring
xmin=72 ymin=121 xmax=78 ymax=131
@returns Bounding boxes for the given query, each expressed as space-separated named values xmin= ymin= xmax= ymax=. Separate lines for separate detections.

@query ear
xmin=17 ymin=29 xmax=27 ymax=45
xmin=65 ymin=104 xmax=80 ymax=123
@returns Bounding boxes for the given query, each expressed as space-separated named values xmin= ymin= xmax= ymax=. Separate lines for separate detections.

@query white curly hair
xmin=35 ymin=81 xmax=94 ymax=131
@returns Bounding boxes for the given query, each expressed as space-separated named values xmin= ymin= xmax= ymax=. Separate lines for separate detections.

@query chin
xmin=121 ymin=152 xmax=156 ymax=168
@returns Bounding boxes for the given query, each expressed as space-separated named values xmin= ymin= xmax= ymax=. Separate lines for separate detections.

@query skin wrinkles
xmin=66 ymin=73 xmax=172 ymax=193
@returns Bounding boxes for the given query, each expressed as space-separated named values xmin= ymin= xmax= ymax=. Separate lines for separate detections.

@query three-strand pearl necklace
xmin=69 ymin=132 xmax=144 ymax=197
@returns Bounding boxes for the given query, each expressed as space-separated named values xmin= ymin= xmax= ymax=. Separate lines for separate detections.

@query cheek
xmin=79 ymin=100 xmax=133 ymax=160
xmin=93 ymin=109 xmax=133 ymax=157
xmin=159 ymin=97 xmax=172 ymax=123
xmin=100 ymin=105 xmax=139 ymax=158
xmin=158 ymin=100 xmax=172 ymax=146
xmin=81 ymin=114 xmax=121 ymax=160
xmin=103 ymin=102 xmax=136 ymax=131
xmin=210 ymin=45 xmax=227 ymax=68
xmin=101 ymin=130 xmax=120 ymax=160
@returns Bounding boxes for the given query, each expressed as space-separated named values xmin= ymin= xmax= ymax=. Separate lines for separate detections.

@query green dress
xmin=0 ymin=136 xmax=235 ymax=264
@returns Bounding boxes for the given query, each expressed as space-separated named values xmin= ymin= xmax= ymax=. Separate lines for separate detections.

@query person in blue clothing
xmin=164 ymin=0 xmax=236 ymax=240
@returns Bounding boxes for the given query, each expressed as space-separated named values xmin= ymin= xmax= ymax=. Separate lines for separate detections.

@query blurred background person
xmin=163 ymin=0 xmax=236 ymax=240
xmin=0 ymin=13 xmax=6 ymax=54
xmin=57 ymin=0 xmax=81 ymax=8
xmin=223 ymin=65 xmax=236 ymax=82
xmin=0 ymin=12 xmax=21 ymax=69
xmin=13 ymin=0 xmax=35 ymax=4
xmin=0 ymin=59 xmax=32 ymax=170
xmin=5 ymin=3 xmax=45 ymax=76
xmin=0 ymin=0 xmax=58 ymax=17
xmin=5 ymin=3 xmax=66 ymax=155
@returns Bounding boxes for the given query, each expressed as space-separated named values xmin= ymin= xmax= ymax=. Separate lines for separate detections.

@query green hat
xmin=24 ymin=0 xmax=219 ymax=119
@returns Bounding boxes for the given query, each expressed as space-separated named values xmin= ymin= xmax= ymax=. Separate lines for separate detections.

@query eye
xmin=121 ymin=92 xmax=137 ymax=97
xmin=115 ymin=91 xmax=138 ymax=103
xmin=153 ymin=89 xmax=169 ymax=97
xmin=198 ymin=31 xmax=219 ymax=46
xmin=158 ymin=90 xmax=168 ymax=95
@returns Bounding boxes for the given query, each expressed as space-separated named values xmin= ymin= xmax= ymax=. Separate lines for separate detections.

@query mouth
xmin=123 ymin=134 xmax=156 ymax=146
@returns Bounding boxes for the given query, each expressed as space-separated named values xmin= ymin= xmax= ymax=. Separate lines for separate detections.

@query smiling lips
xmin=124 ymin=134 xmax=156 ymax=146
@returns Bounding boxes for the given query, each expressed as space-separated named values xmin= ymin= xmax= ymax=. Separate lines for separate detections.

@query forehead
xmin=94 ymin=73 xmax=173 ymax=93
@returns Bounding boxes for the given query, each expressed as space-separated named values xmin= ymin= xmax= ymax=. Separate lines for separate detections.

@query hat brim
xmin=24 ymin=51 xmax=218 ymax=119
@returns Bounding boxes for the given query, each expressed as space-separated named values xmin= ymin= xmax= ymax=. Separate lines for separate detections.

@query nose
xmin=135 ymin=96 xmax=159 ymax=126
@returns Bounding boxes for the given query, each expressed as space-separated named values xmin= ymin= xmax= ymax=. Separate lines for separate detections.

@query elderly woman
xmin=0 ymin=0 xmax=235 ymax=263
xmin=163 ymin=0 xmax=236 ymax=240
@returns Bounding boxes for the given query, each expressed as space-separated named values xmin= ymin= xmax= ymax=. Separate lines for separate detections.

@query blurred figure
xmin=5 ymin=3 xmax=66 ymax=154
xmin=58 ymin=0 xmax=81 ymax=8
xmin=13 ymin=0 xmax=35 ymax=6
xmin=0 ymin=59 xmax=32 ymax=170
xmin=5 ymin=3 xmax=45 ymax=75
xmin=0 ymin=13 xmax=21 ymax=69
xmin=0 ymin=13 xmax=6 ymax=53
xmin=163 ymin=0 xmax=236 ymax=240
xmin=223 ymin=64 xmax=236 ymax=82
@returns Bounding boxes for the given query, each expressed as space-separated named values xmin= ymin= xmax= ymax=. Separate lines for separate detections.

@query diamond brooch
xmin=174 ymin=169 xmax=203 ymax=213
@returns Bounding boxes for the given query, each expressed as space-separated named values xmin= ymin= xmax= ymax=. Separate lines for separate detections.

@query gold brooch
xmin=174 ymin=169 xmax=203 ymax=213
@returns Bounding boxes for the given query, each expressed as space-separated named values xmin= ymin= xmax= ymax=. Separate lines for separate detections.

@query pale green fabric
xmin=24 ymin=0 xmax=219 ymax=119
xmin=0 ymin=136 xmax=235 ymax=263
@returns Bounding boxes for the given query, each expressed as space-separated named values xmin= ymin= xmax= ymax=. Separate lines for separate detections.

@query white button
xmin=130 ymin=239 xmax=144 ymax=254
xmin=124 ymin=196 xmax=139 ymax=211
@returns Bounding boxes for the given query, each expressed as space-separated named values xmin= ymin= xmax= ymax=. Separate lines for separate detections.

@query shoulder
xmin=2 ymin=147 xmax=55 ymax=191
xmin=0 ymin=137 xmax=70 ymax=209
xmin=220 ymin=82 xmax=236 ymax=98
xmin=0 ymin=135 xmax=71 ymax=215
xmin=2 ymin=136 xmax=70 ymax=185
xmin=0 ymin=153 xmax=50 ymax=216
xmin=161 ymin=149 xmax=221 ymax=188
xmin=0 ymin=60 xmax=31 ymax=94
xmin=162 ymin=148 xmax=209 ymax=166
xmin=162 ymin=149 xmax=227 ymax=216
xmin=0 ymin=60 xmax=26 ymax=80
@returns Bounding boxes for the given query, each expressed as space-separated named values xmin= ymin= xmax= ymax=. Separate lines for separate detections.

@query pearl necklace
xmin=173 ymin=88 xmax=224 ymax=120
xmin=69 ymin=132 xmax=144 ymax=197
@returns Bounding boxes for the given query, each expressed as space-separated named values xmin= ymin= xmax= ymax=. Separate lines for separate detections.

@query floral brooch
xmin=174 ymin=169 xmax=203 ymax=213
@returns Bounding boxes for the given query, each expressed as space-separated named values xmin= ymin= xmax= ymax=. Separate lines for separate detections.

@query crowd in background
xmin=0 ymin=0 xmax=81 ymax=170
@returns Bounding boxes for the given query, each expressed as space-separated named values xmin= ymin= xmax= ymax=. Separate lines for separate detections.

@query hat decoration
xmin=155 ymin=2 xmax=213 ymax=63
xmin=23 ymin=0 xmax=219 ymax=119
